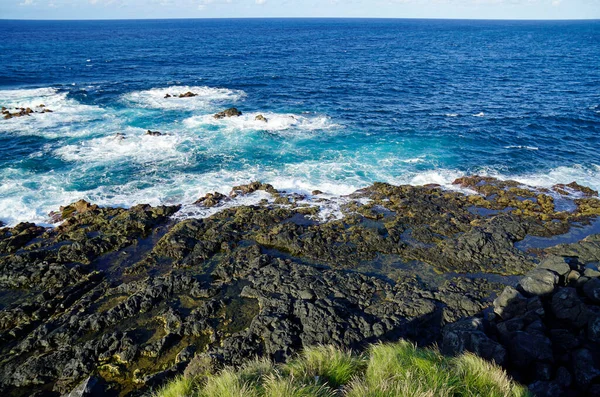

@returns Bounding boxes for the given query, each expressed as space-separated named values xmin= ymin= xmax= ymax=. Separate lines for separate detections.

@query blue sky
xmin=1 ymin=0 xmax=599 ymax=20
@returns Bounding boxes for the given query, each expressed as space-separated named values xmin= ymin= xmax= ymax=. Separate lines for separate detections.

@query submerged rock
xmin=145 ymin=130 xmax=163 ymax=136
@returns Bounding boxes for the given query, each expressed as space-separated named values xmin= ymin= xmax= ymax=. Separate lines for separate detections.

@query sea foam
xmin=121 ymin=85 xmax=246 ymax=110
xmin=183 ymin=112 xmax=340 ymax=134
xmin=0 ymin=87 xmax=105 ymax=137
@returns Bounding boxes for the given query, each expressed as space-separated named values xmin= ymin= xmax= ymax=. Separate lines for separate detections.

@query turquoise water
xmin=0 ymin=19 xmax=599 ymax=225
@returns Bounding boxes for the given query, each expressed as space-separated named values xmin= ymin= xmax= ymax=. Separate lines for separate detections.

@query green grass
xmin=154 ymin=340 xmax=530 ymax=397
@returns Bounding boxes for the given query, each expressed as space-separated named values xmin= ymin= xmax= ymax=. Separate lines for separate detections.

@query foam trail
xmin=1 ymin=163 xmax=600 ymax=227
xmin=184 ymin=112 xmax=340 ymax=134
xmin=55 ymin=128 xmax=183 ymax=164
xmin=0 ymin=87 xmax=105 ymax=137
xmin=121 ymin=85 xmax=246 ymax=110
xmin=505 ymin=145 xmax=539 ymax=151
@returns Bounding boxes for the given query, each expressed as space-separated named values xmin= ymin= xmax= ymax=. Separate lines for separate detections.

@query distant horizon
xmin=2 ymin=0 xmax=599 ymax=21
xmin=2 ymin=16 xmax=600 ymax=21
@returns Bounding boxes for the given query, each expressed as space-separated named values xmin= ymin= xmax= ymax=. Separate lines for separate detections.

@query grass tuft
xmin=154 ymin=340 xmax=531 ymax=397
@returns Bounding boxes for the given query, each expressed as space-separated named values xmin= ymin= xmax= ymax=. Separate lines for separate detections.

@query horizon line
xmin=1 ymin=16 xmax=599 ymax=22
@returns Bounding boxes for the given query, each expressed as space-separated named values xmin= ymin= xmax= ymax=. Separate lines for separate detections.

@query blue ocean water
xmin=0 ymin=19 xmax=599 ymax=225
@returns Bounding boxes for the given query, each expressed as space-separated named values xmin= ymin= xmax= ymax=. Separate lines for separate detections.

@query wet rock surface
xmin=2 ymin=105 xmax=53 ymax=119
xmin=213 ymin=107 xmax=242 ymax=119
xmin=1 ymin=176 xmax=599 ymax=396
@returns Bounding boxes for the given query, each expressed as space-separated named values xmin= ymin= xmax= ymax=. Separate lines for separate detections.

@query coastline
xmin=1 ymin=176 xmax=600 ymax=396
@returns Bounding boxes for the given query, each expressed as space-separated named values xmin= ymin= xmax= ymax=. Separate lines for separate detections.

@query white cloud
xmin=19 ymin=0 xmax=36 ymax=5
xmin=256 ymin=0 xmax=266 ymax=4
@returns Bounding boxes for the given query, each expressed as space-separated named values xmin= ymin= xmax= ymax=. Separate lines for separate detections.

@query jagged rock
xmin=229 ymin=181 xmax=277 ymax=197
xmin=164 ymin=93 xmax=171 ymax=98
xmin=553 ymin=182 xmax=599 ymax=197
xmin=0 ymin=177 xmax=599 ymax=396
xmin=214 ymin=107 xmax=242 ymax=119
xmin=255 ymin=114 xmax=268 ymax=122
xmin=146 ymin=130 xmax=163 ymax=136
xmin=194 ymin=192 xmax=227 ymax=207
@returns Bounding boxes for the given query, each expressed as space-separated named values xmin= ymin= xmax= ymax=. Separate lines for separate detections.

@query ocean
xmin=0 ymin=18 xmax=599 ymax=226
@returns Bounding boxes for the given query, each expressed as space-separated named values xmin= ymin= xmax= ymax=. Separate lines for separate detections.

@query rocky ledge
xmin=0 ymin=176 xmax=599 ymax=396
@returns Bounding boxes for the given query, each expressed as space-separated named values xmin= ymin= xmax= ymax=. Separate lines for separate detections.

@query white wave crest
xmin=121 ymin=85 xmax=245 ymax=110
xmin=1 ymin=163 xmax=600 ymax=227
xmin=504 ymin=145 xmax=539 ymax=151
xmin=0 ymin=87 xmax=105 ymax=137
xmin=54 ymin=128 xmax=183 ymax=164
xmin=184 ymin=112 xmax=339 ymax=133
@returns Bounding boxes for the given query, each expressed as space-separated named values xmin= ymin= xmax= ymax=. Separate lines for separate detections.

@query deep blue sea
xmin=0 ymin=19 xmax=599 ymax=225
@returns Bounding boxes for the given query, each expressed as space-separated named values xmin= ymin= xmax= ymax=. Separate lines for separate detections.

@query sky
xmin=0 ymin=0 xmax=599 ymax=20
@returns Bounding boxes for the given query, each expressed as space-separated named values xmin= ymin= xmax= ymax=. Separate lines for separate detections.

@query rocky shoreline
xmin=1 ymin=176 xmax=599 ymax=396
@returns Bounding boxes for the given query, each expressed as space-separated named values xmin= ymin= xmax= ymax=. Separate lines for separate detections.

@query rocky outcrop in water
xmin=213 ymin=108 xmax=242 ymax=119
xmin=0 ymin=176 xmax=599 ymax=396
xmin=2 ymin=105 xmax=53 ymax=119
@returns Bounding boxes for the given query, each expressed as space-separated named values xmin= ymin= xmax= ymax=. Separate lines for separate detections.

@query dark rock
xmin=164 ymin=93 xmax=171 ymax=98
xmin=507 ymin=331 xmax=553 ymax=369
xmin=588 ymin=314 xmax=600 ymax=343
xmin=194 ymin=192 xmax=227 ymax=207
xmin=178 ymin=91 xmax=197 ymax=98
xmin=255 ymin=114 xmax=268 ymax=122
xmin=553 ymin=182 xmax=598 ymax=197
xmin=528 ymin=380 xmax=563 ymax=397
xmin=551 ymin=287 xmax=590 ymax=328
xmin=214 ymin=108 xmax=242 ymax=119
xmin=584 ymin=278 xmax=600 ymax=304
xmin=549 ymin=329 xmax=580 ymax=353
xmin=555 ymin=366 xmax=572 ymax=388
xmin=442 ymin=317 xmax=506 ymax=365
xmin=146 ymin=130 xmax=163 ymax=136
xmin=229 ymin=181 xmax=277 ymax=197
xmin=572 ymin=348 xmax=600 ymax=387
xmin=493 ymin=286 xmax=543 ymax=321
